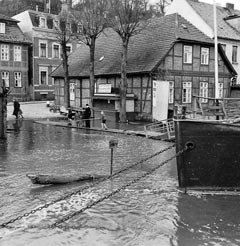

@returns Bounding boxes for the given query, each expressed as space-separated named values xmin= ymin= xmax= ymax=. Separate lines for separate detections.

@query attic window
xmin=39 ymin=17 xmax=46 ymax=28
xmin=0 ymin=23 xmax=6 ymax=34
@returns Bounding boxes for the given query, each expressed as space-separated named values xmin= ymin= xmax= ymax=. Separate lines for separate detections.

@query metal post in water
xmin=109 ymin=139 xmax=118 ymax=176
xmin=110 ymin=148 xmax=113 ymax=176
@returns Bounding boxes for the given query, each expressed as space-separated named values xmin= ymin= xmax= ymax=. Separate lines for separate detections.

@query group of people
xmin=68 ymin=104 xmax=92 ymax=128
xmin=12 ymin=99 xmax=23 ymax=119
xmin=68 ymin=104 xmax=107 ymax=130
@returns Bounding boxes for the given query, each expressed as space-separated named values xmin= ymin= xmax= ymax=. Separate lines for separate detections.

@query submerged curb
xmin=34 ymin=120 xmax=174 ymax=142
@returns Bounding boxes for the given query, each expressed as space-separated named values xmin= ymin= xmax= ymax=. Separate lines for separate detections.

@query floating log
xmin=26 ymin=173 xmax=107 ymax=185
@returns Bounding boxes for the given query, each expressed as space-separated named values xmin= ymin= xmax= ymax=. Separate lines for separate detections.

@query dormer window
xmin=0 ymin=23 xmax=6 ymax=34
xmin=54 ymin=20 xmax=59 ymax=29
xmin=39 ymin=17 xmax=46 ymax=28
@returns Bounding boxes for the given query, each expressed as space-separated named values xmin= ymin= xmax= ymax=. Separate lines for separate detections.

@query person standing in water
xmin=84 ymin=104 xmax=91 ymax=128
xmin=12 ymin=99 xmax=20 ymax=119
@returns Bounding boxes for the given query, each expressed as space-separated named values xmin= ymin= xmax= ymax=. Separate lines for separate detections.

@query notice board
xmin=152 ymin=80 xmax=169 ymax=121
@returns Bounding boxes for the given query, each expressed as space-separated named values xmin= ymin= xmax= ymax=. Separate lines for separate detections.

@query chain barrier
xmin=0 ymin=144 xmax=176 ymax=229
xmin=50 ymin=146 xmax=187 ymax=228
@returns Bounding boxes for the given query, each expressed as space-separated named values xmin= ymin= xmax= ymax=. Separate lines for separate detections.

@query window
xmin=70 ymin=83 xmax=75 ymax=101
xmin=51 ymin=66 xmax=57 ymax=85
xmin=221 ymin=44 xmax=226 ymax=53
xmin=53 ymin=43 xmax=60 ymax=58
xmin=201 ymin=47 xmax=209 ymax=65
xmin=182 ymin=82 xmax=192 ymax=103
xmin=14 ymin=72 xmax=22 ymax=87
xmin=14 ymin=46 xmax=22 ymax=61
xmin=169 ymin=81 xmax=174 ymax=103
xmin=218 ymin=82 xmax=223 ymax=98
xmin=232 ymin=46 xmax=238 ymax=63
xmin=200 ymin=82 xmax=208 ymax=103
xmin=54 ymin=20 xmax=59 ymax=28
xmin=39 ymin=17 xmax=46 ymax=28
xmin=1 ymin=45 xmax=9 ymax=61
xmin=40 ymin=71 xmax=47 ymax=85
xmin=66 ymin=44 xmax=72 ymax=55
xmin=0 ymin=22 xmax=5 ymax=34
xmin=2 ymin=71 xmax=9 ymax=87
xmin=39 ymin=41 xmax=47 ymax=57
xmin=183 ymin=45 xmax=192 ymax=64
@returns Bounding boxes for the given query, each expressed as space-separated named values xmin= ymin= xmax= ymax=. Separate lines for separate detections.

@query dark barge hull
xmin=175 ymin=120 xmax=240 ymax=190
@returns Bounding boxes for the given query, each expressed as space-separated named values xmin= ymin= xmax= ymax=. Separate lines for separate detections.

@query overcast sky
xmin=149 ymin=0 xmax=240 ymax=10
xmin=200 ymin=0 xmax=240 ymax=10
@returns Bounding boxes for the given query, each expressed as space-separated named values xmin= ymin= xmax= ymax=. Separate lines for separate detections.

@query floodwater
xmin=1 ymin=120 xmax=240 ymax=246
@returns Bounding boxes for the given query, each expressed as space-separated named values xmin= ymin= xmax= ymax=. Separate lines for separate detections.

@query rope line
xmin=0 ymin=144 xmax=175 ymax=228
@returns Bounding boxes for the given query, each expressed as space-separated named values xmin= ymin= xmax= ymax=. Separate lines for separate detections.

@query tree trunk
xmin=89 ymin=41 xmax=96 ymax=107
xmin=119 ymin=40 xmax=128 ymax=122
xmin=62 ymin=49 xmax=70 ymax=110
xmin=0 ymin=95 xmax=7 ymax=139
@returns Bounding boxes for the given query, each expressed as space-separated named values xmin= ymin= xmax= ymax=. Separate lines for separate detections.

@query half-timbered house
xmin=0 ymin=14 xmax=31 ymax=101
xmin=51 ymin=13 xmax=237 ymax=121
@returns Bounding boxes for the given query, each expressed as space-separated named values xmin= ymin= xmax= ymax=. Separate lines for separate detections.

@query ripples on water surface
xmin=1 ymin=120 xmax=240 ymax=246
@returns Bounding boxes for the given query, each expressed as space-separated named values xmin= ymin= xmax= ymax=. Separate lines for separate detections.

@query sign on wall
xmin=98 ymin=84 xmax=112 ymax=93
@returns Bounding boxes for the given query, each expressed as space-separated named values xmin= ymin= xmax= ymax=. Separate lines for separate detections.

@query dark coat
xmin=84 ymin=107 xmax=91 ymax=119
xmin=13 ymin=101 xmax=20 ymax=117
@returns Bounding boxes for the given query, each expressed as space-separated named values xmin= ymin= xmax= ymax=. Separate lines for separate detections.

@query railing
xmin=144 ymin=118 xmax=175 ymax=140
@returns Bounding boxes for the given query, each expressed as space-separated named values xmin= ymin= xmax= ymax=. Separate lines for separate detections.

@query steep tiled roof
xmin=0 ymin=13 xmax=31 ymax=44
xmin=0 ymin=14 xmax=18 ymax=23
xmin=52 ymin=13 xmax=214 ymax=77
xmin=186 ymin=0 xmax=240 ymax=40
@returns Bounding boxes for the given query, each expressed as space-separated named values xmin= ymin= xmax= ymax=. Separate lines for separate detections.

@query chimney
xmin=36 ymin=5 xmax=39 ymax=11
xmin=226 ymin=3 xmax=234 ymax=11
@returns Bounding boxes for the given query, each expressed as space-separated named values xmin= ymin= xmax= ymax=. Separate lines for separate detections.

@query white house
xmin=167 ymin=0 xmax=240 ymax=84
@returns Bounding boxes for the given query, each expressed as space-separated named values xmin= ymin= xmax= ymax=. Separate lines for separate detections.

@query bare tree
xmin=108 ymin=0 xmax=149 ymax=122
xmin=54 ymin=9 xmax=76 ymax=110
xmin=155 ymin=0 xmax=172 ymax=15
xmin=74 ymin=0 xmax=108 ymax=107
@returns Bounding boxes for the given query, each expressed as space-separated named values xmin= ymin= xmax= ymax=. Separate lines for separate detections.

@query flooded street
xmin=1 ymin=120 xmax=240 ymax=246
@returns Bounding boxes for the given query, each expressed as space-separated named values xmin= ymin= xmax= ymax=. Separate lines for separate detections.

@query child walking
xmin=101 ymin=111 xmax=107 ymax=130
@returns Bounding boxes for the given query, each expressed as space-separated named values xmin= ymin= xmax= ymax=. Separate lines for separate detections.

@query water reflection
xmin=176 ymin=193 xmax=240 ymax=246
xmin=1 ymin=120 xmax=240 ymax=246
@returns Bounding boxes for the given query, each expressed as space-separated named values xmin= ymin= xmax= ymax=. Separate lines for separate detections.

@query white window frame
xmin=200 ymin=82 xmax=208 ymax=103
xmin=169 ymin=81 xmax=174 ymax=103
xmin=218 ymin=82 xmax=223 ymax=98
xmin=232 ymin=46 xmax=238 ymax=63
xmin=14 ymin=72 xmax=22 ymax=87
xmin=66 ymin=44 xmax=72 ymax=55
xmin=1 ymin=44 xmax=9 ymax=61
xmin=54 ymin=19 xmax=59 ymax=29
xmin=70 ymin=82 xmax=75 ymax=101
xmin=52 ymin=43 xmax=60 ymax=59
xmin=39 ymin=67 xmax=48 ymax=85
xmin=39 ymin=40 xmax=48 ymax=58
xmin=14 ymin=46 xmax=22 ymax=61
xmin=183 ymin=45 xmax=192 ymax=64
xmin=0 ymin=22 xmax=6 ymax=34
xmin=182 ymin=82 xmax=192 ymax=103
xmin=39 ymin=17 xmax=46 ymax=28
xmin=2 ymin=71 xmax=9 ymax=87
xmin=201 ymin=47 xmax=209 ymax=65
